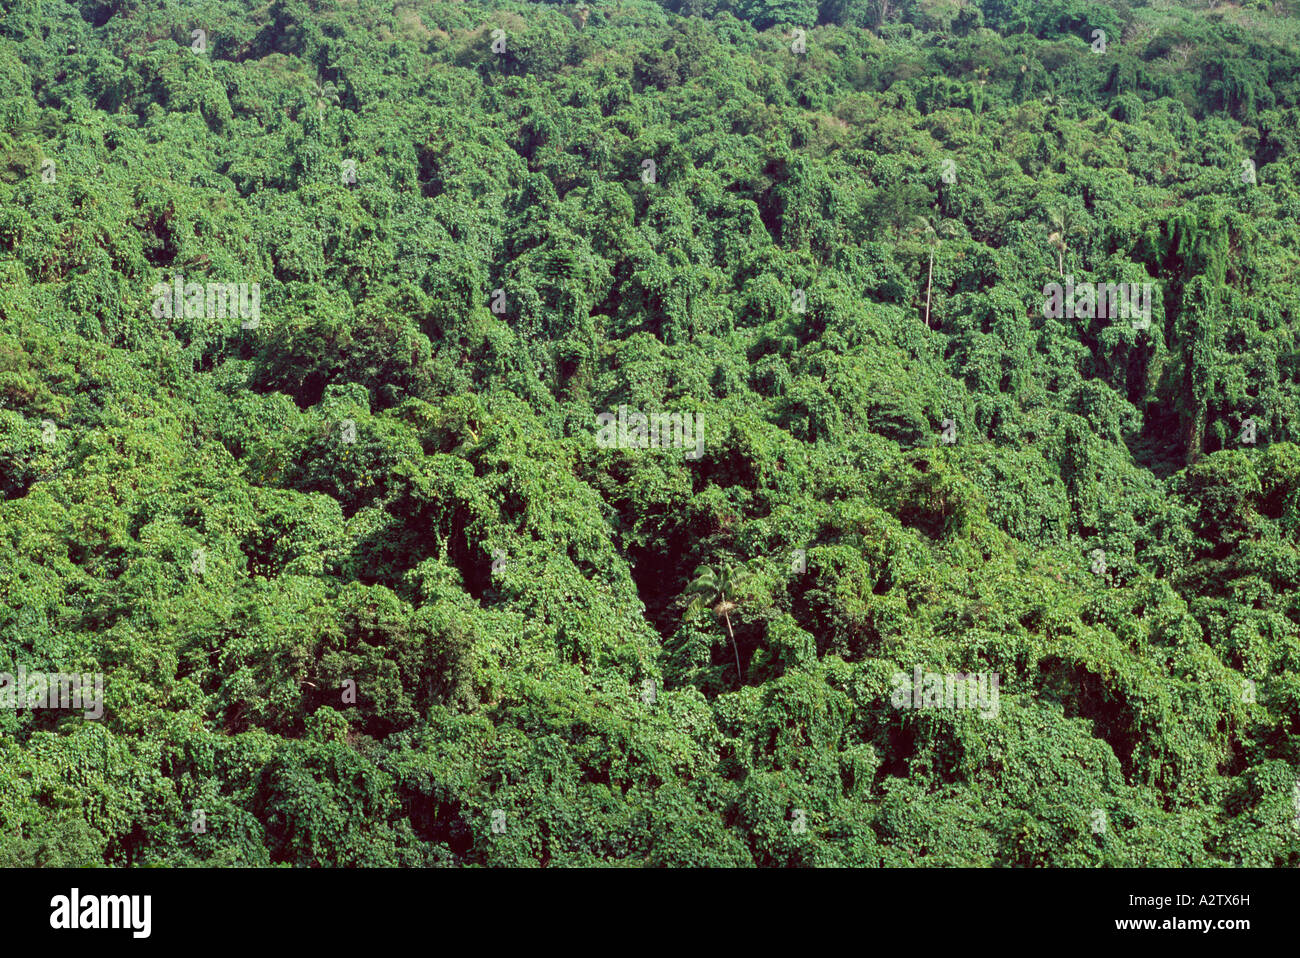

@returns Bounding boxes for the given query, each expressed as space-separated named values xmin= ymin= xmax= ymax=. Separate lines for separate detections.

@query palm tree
xmin=684 ymin=560 xmax=751 ymax=684
xmin=312 ymin=77 xmax=340 ymax=119
xmin=908 ymin=215 xmax=960 ymax=329
xmin=1043 ymin=205 xmax=1083 ymax=277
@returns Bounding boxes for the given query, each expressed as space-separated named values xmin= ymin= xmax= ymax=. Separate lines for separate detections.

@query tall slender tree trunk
xmin=1057 ymin=249 xmax=1064 ymax=276
xmin=924 ymin=249 xmax=934 ymax=328
xmin=723 ymin=613 xmax=741 ymax=684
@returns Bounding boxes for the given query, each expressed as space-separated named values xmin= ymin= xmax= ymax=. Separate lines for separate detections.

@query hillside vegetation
xmin=2 ymin=0 xmax=1300 ymax=866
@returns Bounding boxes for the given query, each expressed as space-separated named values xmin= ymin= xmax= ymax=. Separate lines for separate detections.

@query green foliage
xmin=1 ymin=0 xmax=1298 ymax=868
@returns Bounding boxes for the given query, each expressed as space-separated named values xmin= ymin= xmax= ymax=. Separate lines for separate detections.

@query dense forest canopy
xmin=1 ymin=0 xmax=1300 ymax=866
